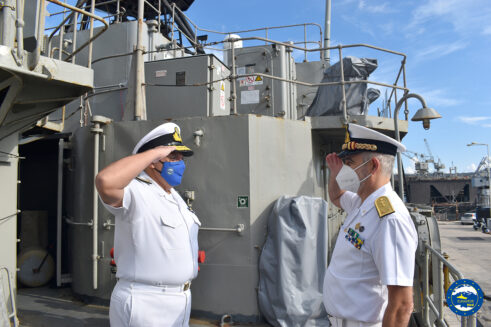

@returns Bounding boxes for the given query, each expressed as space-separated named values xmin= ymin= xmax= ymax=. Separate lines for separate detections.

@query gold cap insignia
xmin=173 ymin=127 xmax=182 ymax=142
xmin=375 ymin=196 xmax=395 ymax=218
xmin=344 ymin=125 xmax=350 ymax=143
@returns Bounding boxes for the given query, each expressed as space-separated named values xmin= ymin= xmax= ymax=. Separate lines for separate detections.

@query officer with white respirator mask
xmin=323 ymin=124 xmax=418 ymax=327
xmin=96 ymin=122 xmax=200 ymax=327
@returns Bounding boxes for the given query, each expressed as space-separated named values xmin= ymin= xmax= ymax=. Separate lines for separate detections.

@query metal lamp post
xmin=393 ymin=93 xmax=442 ymax=201
xmin=467 ymin=142 xmax=491 ymax=222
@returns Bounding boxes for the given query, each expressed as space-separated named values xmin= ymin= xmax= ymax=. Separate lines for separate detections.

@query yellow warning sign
xmin=220 ymin=82 xmax=225 ymax=91
xmin=238 ymin=75 xmax=264 ymax=87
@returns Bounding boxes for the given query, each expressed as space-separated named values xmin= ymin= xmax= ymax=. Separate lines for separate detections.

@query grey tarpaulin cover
xmin=306 ymin=56 xmax=379 ymax=117
xmin=258 ymin=196 xmax=329 ymax=327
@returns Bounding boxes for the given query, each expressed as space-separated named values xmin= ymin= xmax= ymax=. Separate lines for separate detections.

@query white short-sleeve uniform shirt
xmin=102 ymin=171 xmax=201 ymax=285
xmin=102 ymin=172 xmax=201 ymax=327
xmin=323 ymin=183 xmax=418 ymax=323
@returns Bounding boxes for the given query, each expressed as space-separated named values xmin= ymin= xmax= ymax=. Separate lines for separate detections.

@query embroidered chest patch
xmin=345 ymin=227 xmax=364 ymax=250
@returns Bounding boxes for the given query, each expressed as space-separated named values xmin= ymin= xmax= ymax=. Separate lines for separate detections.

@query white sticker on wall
xmin=241 ymin=90 xmax=260 ymax=104
xmin=155 ymin=70 xmax=167 ymax=77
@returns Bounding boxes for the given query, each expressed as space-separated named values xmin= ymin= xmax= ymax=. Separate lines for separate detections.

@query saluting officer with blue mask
xmin=323 ymin=124 xmax=418 ymax=327
xmin=96 ymin=122 xmax=200 ymax=327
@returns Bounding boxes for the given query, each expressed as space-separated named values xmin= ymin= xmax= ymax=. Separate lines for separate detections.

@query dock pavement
xmin=438 ymin=220 xmax=490 ymax=327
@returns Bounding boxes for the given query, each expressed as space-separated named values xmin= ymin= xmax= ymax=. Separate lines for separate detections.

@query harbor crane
xmin=402 ymin=150 xmax=429 ymax=175
xmin=424 ymin=138 xmax=445 ymax=173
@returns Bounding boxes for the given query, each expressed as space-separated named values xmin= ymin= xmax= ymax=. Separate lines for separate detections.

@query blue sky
xmin=183 ymin=0 xmax=491 ymax=174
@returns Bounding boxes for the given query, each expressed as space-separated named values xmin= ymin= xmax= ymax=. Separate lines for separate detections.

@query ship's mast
xmin=324 ymin=0 xmax=331 ymax=64
xmin=134 ymin=0 xmax=146 ymax=120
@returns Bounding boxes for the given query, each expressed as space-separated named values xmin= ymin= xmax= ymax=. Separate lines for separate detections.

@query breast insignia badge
xmin=375 ymin=196 xmax=395 ymax=218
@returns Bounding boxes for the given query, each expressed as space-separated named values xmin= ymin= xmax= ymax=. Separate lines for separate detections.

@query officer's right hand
xmin=325 ymin=153 xmax=343 ymax=176
xmin=151 ymin=146 xmax=177 ymax=163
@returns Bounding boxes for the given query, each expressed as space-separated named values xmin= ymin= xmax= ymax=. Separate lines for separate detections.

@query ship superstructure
xmin=0 ymin=1 xmax=478 ymax=326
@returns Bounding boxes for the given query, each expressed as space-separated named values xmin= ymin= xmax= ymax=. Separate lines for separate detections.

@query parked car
xmin=460 ymin=212 xmax=476 ymax=225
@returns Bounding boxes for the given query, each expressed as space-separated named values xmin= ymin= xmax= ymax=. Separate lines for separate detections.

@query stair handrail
xmin=46 ymin=0 xmax=109 ymax=65
xmin=0 ymin=267 xmax=18 ymax=327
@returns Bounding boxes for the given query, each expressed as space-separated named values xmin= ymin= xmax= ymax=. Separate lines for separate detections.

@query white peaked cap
xmin=339 ymin=123 xmax=406 ymax=157
xmin=132 ymin=122 xmax=193 ymax=156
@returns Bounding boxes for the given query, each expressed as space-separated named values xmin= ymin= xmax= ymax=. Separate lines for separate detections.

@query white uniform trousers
xmin=110 ymin=279 xmax=191 ymax=327
xmin=329 ymin=316 xmax=381 ymax=327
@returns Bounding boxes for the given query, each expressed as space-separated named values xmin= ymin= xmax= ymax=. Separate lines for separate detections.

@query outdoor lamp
xmin=393 ymin=93 xmax=441 ymax=200
xmin=411 ymin=107 xmax=442 ymax=130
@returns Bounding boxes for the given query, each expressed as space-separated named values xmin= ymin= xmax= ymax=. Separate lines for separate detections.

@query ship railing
xmin=146 ymin=3 xmax=409 ymax=123
xmin=145 ymin=37 xmax=409 ymax=123
xmin=0 ymin=267 xmax=18 ymax=327
xmin=48 ymin=0 xmax=125 ymax=23
xmin=44 ymin=0 xmax=109 ymax=67
xmin=168 ymin=2 xmax=323 ymax=61
xmin=41 ymin=1 xmax=409 ymax=126
xmin=421 ymin=241 xmax=477 ymax=327
xmin=41 ymin=0 xmax=110 ymax=129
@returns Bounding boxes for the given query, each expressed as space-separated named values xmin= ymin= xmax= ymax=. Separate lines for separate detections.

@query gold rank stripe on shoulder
xmin=136 ymin=176 xmax=152 ymax=184
xmin=375 ymin=196 xmax=395 ymax=218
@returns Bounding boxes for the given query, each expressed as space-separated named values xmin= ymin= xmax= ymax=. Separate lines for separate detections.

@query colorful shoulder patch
xmin=375 ymin=196 xmax=395 ymax=218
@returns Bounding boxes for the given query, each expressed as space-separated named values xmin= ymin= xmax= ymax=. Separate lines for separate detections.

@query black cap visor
xmin=137 ymin=134 xmax=193 ymax=156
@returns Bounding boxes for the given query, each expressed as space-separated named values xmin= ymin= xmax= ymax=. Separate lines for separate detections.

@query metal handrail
xmin=422 ymin=242 xmax=476 ymax=327
xmin=0 ymin=267 xmax=18 ymax=327
xmin=64 ymin=216 xmax=94 ymax=227
xmin=170 ymin=3 xmax=323 ymax=60
xmin=49 ymin=0 xmax=120 ymax=16
xmin=202 ymin=36 xmax=408 ymax=121
xmin=46 ymin=0 xmax=109 ymax=64
xmin=200 ymin=224 xmax=245 ymax=235
xmin=43 ymin=1 xmax=407 ymax=122
xmin=164 ymin=2 xmax=406 ymax=117
xmin=145 ymin=72 xmax=407 ymax=91
xmin=143 ymin=36 xmax=408 ymax=121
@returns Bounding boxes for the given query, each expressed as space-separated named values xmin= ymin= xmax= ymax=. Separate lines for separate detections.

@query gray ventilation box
xmin=226 ymin=44 xmax=297 ymax=119
xmin=145 ymin=54 xmax=231 ymax=119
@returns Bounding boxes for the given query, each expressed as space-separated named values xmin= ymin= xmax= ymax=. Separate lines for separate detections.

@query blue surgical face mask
xmin=160 ymin=160 xmax=186 ymax=186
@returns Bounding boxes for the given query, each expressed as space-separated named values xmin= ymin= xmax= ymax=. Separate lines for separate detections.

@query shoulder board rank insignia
xmin=136 ymin=176 xmax=152 ymax=184
xmin=375 ymin=196 xmax=395 ymax=218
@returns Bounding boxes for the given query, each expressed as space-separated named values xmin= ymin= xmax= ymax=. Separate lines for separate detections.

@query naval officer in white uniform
xmin=96 ymin=122 xmax=200 ymax=327
xmin=323 ymin=124 xmax=418 ymax=327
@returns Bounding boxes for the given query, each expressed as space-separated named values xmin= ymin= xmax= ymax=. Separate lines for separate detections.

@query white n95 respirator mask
xmin=335 ymin=159 xmax=372 ymax=193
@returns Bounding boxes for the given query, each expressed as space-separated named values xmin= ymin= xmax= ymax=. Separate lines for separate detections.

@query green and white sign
xmin=237 ymin=196 xmax=249 ymax=208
